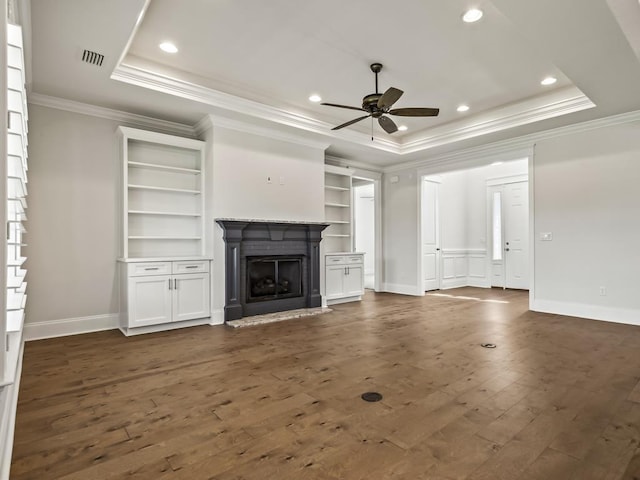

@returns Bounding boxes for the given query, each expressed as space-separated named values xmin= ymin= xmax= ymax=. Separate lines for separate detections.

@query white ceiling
xmin=26 ymin=0 xmax=640 ymax=168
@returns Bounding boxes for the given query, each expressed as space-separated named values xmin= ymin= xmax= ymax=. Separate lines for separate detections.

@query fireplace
xmin=216 ymin=220 xmax=329 ymax=321
xmin=247 ymin=256 xmax=303 ymax=302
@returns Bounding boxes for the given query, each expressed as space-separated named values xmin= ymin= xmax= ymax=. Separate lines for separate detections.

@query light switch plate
xmin=540 ymin=232 xmax=553 ymax=241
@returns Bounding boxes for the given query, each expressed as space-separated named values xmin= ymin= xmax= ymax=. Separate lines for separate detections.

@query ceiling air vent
xmin=81 ymin=49 xmax=105 ymax=67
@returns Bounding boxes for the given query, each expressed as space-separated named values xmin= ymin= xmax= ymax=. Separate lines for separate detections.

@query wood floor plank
xmin=12 ymin=288 xmax=640 ymax=479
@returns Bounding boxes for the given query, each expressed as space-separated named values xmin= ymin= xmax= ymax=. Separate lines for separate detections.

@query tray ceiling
xmin=28 ymin=0 xmax=640 ymax=167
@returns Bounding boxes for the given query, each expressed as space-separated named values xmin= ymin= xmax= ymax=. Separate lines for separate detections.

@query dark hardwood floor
xmin=11 ymin=288 xmax=640 ymax=479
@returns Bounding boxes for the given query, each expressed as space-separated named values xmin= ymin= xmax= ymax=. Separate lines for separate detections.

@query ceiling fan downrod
xmin=370 ymin=63 xmax=383 ymax=94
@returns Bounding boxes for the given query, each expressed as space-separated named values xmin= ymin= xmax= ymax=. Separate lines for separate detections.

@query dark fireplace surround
xmin=216 ymin=220 xmax=328 ymax=321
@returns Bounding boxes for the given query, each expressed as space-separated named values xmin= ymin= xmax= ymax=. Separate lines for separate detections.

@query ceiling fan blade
xmin=378 ymin=116 xmax=398 ymax=134
xmin=388 ymin=107 xmax=440 ymax=117
xmin=377 ymin=87 xmax=404 ymax=110
xmin=332 ymin=115 xmax=371 ymax=131
xmin=321 ymin=102 xmax=365 ymax=112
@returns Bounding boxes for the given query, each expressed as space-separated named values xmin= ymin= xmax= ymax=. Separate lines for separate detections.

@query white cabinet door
xmin=325 ymin=265 xmax=346 ymax=300
xmin=344 ymin=264 xmax=364 ymax=297
xmin=173 ymin=273 xmax=210 ymax=322
xmin=128 ymin=275 xmax=172 ymax=327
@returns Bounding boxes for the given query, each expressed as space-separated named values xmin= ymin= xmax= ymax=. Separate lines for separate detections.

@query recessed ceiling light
xmin=159 ymin=42 xmax=178 ymax=54
xmin=398 ymin=125 xmax=408 ymax=132
xmin=309 ymin=94 xmax=322 ymax=103
xmin=457 ymin=104 xmax=470 ymax=112
xmin=541 ymin=76 xmax=557 ymax=86
xmin=462 ymin=8 xmax=483 ymax=23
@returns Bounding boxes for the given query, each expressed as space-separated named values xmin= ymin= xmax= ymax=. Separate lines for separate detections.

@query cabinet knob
xmin=168 ymin=279 xmax=172 ymax=290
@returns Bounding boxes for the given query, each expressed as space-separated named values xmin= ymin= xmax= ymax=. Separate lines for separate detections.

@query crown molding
xmin=112 ymin=62 xmax=401 ymax=155
xmin=111 ymin=60 xmax=595 ymax=157
xmin=28 ymin=92 xmax=196 ymax=137
xmin=388 ymin=108 xmax=640 ymax=173
xmin=324 ymin=154 xmax=384 ymax=173
xmin=400 ymin=87 xmax=594 ymax=154
xmin=197 ymin=114 xmax=332 ymax=151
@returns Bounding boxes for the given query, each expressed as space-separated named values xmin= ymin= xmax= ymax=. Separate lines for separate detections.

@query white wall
xmin=439 ymin=170 xmax=468 ymax=250
xmin=211 ymin=126 xmax=325 ymax=222
xmin=382 ymin=169 xmax=421 ymax=295
xmin=532 ymin=122 xmax=640 ymax=325
xmin=24 ymin=105 xmax=120 ymax=325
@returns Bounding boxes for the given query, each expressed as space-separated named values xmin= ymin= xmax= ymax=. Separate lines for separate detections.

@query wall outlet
xmin=279 ymin=176 xmax=285 ymax=185
xmin=599 ymin=286 xmax=606 ymax=296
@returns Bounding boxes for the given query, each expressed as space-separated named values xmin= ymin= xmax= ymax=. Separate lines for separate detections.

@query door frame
xmin=416 ymin=174 xmax=443 ymax=295
xmin=349 ymin=168 xmax=382 ymax=292
xmin=486 ymin=174 xmax=528 ymax=289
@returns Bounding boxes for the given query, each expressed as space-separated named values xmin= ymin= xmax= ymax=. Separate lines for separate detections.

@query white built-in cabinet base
xmin=118 ymin=258 xmax=211 ymax=336
xmin=325 ymin=253 xmax=365 ymax=305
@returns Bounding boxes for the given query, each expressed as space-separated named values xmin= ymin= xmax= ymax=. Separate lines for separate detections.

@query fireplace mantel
xmin=216 ymin=219 xmax=329 ymax=321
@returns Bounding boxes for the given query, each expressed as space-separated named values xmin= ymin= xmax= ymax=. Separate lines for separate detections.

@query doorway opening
xmin=353 ymin=178 xmax=376 ymax=290
xmin=419 ymin=158 xmax=530 ymax=295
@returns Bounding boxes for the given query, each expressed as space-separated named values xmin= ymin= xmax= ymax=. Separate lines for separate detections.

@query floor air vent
xmin=81 ymin=49 xmax=105 ymax=67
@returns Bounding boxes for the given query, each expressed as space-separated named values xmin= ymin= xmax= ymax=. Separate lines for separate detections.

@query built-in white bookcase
xmin=324 ymin=164 xmax=353 ymax=253
xmin=118 ymin=127 xmax=206 ymax=259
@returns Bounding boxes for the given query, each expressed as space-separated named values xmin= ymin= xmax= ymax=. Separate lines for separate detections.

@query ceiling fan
xmin=322 ymin=63 xmax=440 ymax=134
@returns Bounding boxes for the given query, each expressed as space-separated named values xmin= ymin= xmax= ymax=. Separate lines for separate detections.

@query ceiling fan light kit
xmin=321 ymin=63 xmax=440 ymax=134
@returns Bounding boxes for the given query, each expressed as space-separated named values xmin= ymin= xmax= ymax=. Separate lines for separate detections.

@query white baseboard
xmin=24 ymin=314 xmax=120 ymax=341
xmin=467 ymin=277 xmax=491 ymax=288
xmin=441 ymin=278 xmax=468 ymax=290
xmin=382 ymin=283 xmax=423 ymax=296
xmin=326 ymin=295 xmax=362 ymax=305
xmin=0 ymin=340 xmax=24 ymax=480
xmin=531 ymin=299 xmax=640 ymax=327
xmin=210 ymin=309 xmax=225 ymax=325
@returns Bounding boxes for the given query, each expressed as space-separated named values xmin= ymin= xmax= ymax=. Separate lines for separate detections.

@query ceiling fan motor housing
xmin=363 ymin=93 xmax=384 ymax=116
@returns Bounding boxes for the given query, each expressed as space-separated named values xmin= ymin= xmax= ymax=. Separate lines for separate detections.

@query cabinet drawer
xmin=173 ymin=260 xmax=209 ymax=274
xmin=346 ymin=255 xmax=363 ymax=264
xmin=326 ymin=255 xmax=347 ymax=266
xmin=128 ymin=262 xmax=172 ymax=277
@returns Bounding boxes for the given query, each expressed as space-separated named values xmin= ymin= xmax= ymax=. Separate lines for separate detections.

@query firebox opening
xmin=247 ymin=256 xmax=303 ymax=303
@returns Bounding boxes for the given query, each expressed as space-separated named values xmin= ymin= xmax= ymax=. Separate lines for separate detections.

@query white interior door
xmin=489 ymin=181 xmax=529 ymax=290
xmin=504 ymin=182 xmax=529 ymax=289
xmin=422 ymin=179 xmax=440 ymax=291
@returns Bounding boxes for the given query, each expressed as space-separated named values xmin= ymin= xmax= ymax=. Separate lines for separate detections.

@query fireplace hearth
xmin=216 ymin=219 xmax=329 ymax=321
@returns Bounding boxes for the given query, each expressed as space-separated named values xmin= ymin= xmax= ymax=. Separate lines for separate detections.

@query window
xmin=492 ymin=191 xmax=503 ymax=261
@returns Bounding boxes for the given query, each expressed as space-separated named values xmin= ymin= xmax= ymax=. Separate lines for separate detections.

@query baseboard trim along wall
xmin=210 ymin=309 xmax=225 ymax=326
xmin=532 ymin=299 xmax=640 ymax=327
xmin=24 ymin=314 xmax=120 ymax=341
xmin=382 ymin=283 xmax=424 ymax=296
